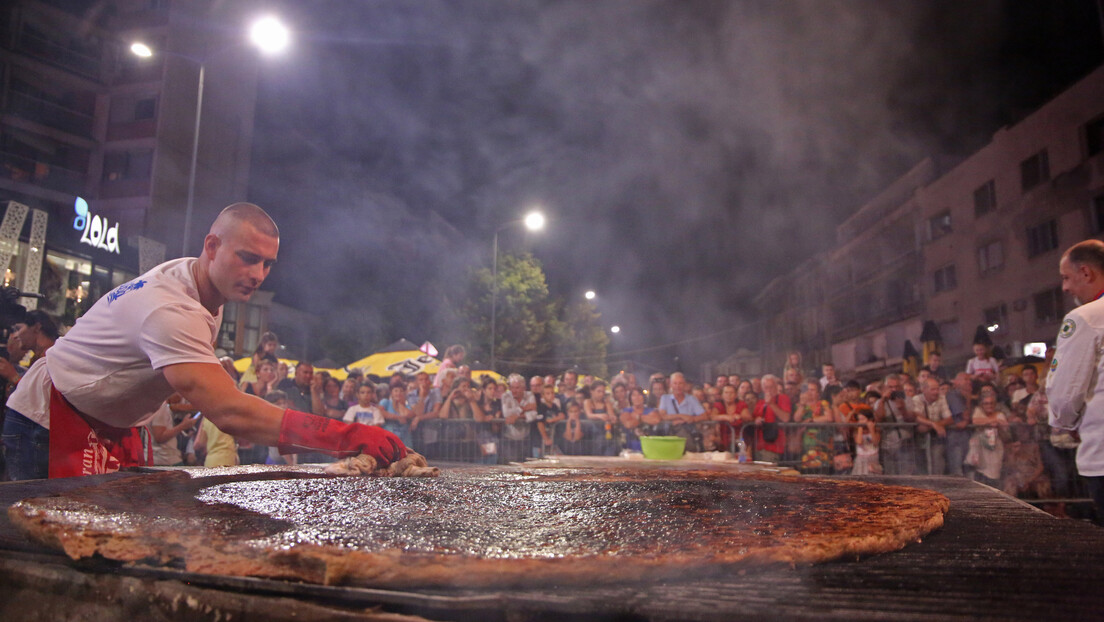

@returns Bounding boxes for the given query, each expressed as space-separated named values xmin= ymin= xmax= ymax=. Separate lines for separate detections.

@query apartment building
xmin=920 ymin=65 xmax=1104 ymax=366
xmin=752 ymin=64 xmax=1104 ymax=377
xmin=0 ymin=0 xmax=271 ymax=354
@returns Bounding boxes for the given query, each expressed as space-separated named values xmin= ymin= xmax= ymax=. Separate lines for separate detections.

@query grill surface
xmin=1 ymin=465 xmax=1102 ymax=621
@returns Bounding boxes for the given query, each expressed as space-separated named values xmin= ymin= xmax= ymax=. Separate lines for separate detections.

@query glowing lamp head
xmin=523 ymin=211 xmax=545 ymax=231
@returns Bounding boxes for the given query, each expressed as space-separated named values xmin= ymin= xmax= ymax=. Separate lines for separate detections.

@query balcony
xmin=6 ymin=90 xmax=94 ymax=137
xmin=16 ymin=28 xmax=101 ymax=79
xmin=0 ymin=150 xmax=85 ymax=194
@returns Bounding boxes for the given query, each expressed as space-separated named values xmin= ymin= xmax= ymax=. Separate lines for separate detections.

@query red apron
xmin=48 ymin=386 xmax=151 ymax=478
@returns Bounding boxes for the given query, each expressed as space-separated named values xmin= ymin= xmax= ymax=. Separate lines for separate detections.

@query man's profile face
xmin=1060 ymin=256 xmax=1097 ymax=305
xmin=207 ymin=223 xmax=279 ymax=303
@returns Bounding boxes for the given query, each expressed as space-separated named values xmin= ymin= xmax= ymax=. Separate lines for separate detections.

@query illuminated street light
xmin=249 ymin=16 xmax=291 ymax=54
xmin=585 ymin=290 xmax=596 ymax=300
xmin=524 ymin=210 xmax=546 ymax=231
xmin=130 ymin=42 xmax=152 ymax=58
xmin=491 ymin=210 xmax=546 ymax=371
xmin=131 ymin=14 xmax=290 ymax=257
xmin=610 ymin=326 xmax=620 ymax=334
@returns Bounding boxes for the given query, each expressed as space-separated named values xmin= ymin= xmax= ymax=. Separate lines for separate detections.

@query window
xmin=109 ymin=95 xmax=157 ymax=123
xmin=1020 ymin=149 xmax=1050 ymax=192
xmin=933 ymin=264 xmax=957 ymax=293
xmin=219 ymin=302 xmax=239 ymax=352
xmin=1092 ymin=194 xmax=1104 ymax=234
xmin=134 ymin=97 xmax=156 ymax=120
xmin=983 ymin=303 xmax=1009 ymax=334
xmin=1026 ymin=220 xmax=1059 ymax=258
xmin=928 ymin=211 xmax=952 ymax=241
xmin=1034 ymin=287 xmax=1064 ymax=325
xmin=101 ymin=149 xmax=152 ymax=182
xmin=977 ymin=240 xmax=1004 ymax=275
xmin=1087 ymin=115 xmax=1104 ymax=158
xmin=974 ymin=180 xmax=996 ymax=217
xmin=243 ymin=303 xmax=263 ymax=354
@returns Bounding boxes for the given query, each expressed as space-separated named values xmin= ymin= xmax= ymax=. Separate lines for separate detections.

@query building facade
xmin=0 ymin=0 xmax=271 ymax=352
xmin=753 ymin=64 xmax=1104 ymax=378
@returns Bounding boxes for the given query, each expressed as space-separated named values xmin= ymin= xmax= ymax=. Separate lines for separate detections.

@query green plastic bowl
xmin=640 ymin=436 xmax=686 ymax=460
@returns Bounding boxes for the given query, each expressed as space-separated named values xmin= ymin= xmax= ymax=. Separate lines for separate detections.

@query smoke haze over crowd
xmin=247 ymin=0 xmax=1102 ymax=371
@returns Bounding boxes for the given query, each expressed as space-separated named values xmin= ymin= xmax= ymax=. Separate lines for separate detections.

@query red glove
xmin=278 ymin=409 xmax=408 ymax=466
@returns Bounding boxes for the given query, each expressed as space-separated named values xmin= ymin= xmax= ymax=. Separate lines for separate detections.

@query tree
xmin=459 ymin=252 xmax=609 ymax=376
xmin=459 ymin=252 xmax=565 ymax=376
xmin=552 ymin=300 xmax=609 ymax=379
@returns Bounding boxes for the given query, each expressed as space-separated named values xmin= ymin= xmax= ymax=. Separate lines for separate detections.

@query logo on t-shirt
xmin=107 ymin=279 xmax=147 ymax=304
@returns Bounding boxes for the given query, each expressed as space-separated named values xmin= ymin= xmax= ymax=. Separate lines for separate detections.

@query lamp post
xmin=490 ymin=210 xmax=545 ymax=372
xmin=131 ymin=16 xmax=289 ymax=257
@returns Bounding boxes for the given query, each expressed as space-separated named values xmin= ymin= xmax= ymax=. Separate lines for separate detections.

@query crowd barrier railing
xmin=402 ymin=418 xmax=1086 ymax=503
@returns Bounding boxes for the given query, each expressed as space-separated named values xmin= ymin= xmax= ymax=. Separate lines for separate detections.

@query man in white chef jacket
xmin=1047 ymin=239 xmax=1104 ymax=522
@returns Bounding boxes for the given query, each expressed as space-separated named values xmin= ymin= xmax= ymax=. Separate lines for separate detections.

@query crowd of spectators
xmin=136 ymin=337 xmax=1082 ymax=514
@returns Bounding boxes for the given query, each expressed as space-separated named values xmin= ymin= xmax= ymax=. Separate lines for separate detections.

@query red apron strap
xmin=48 ymin=386 xmax=149 ymax=478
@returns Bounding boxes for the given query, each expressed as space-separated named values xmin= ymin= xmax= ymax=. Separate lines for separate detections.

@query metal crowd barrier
xmin=402 ymin=418 xmax=1087 ymax=505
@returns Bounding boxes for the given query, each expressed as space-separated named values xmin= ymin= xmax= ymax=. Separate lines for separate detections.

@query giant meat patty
xmin=8 ymin=466 xmax=949 ymax=588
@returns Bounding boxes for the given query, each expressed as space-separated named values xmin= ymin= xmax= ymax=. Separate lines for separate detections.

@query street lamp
xmin=131 ymin=15 xmax=290 ymax=257
xmin=584 ymin=290 xmax=596 ymax=300
xmin=490 ymin=209 xmax=545 ymax=371
xmin=610 ymin=325 xmax=620 ymax=334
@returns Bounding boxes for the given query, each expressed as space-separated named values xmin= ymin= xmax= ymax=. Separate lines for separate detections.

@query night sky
xmin=246 ymin=0 xmax=1103 ymax=373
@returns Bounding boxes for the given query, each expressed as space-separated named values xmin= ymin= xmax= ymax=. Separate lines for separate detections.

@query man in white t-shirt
xmin=2 ymin=203 xmax=406 ymax=480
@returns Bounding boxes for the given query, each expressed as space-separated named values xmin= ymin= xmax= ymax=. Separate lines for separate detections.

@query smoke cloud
xmin=248 ymin=0 xmax=1098 ymax=370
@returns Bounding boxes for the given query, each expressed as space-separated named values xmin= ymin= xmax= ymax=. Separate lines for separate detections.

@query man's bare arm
xmin=163 ymin=362 xmax=285 ymax=446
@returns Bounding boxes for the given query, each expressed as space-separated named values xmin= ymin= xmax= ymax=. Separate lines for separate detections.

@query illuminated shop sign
xmin=73 ymin=197 xmax=120 ymax=254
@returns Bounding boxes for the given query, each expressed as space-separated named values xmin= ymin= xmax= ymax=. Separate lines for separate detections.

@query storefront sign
xmin=73 ymin=197 xmax=120 ymax=254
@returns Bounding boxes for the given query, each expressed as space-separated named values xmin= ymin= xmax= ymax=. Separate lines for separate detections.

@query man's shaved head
xmin=210 ymin=203 xmax=279 ymax=239
xmin=197 ymin=202 xmax=280 ymax=310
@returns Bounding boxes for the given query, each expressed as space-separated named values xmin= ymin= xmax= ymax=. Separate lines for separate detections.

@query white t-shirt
xmin=149 ymin=402 xmax=183 ymax=466
xmin=343 ymin=404 xmax=383 ymax=426
xmin=7 ymin=258 xmax=221 ymax=429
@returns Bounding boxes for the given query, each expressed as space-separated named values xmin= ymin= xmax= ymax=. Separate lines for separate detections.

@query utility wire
xmin=496 ymin=319 xmax=759 ymax=365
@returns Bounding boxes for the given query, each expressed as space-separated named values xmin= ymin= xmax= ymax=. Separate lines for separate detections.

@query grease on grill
xmin=185 ymin=470 xmax=922 ymax=560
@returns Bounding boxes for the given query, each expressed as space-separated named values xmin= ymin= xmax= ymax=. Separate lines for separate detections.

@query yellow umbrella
xmin=345 ymin=350 xmax=441 ymax=378
xmin=471 ymin=370 xmax=504 ymax=384
xmin=233 ymin=357 xmax=348 ymax=381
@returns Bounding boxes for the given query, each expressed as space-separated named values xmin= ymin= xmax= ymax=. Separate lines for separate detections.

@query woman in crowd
xmin=585 ymin=380 xmax=618 ymax=455
xmin=619 ymin=386 xmax=653 ymax=451
xmin=647 ymin=378 xmax=667 ymax=408
xmin=795 ymin=380 xmax=834 ymax=471
xmin=313 ymin=372 xmax=346 ymax=419
xmin=712 ymin=384 xmax=749 ymax=453
xmin=340 ymin=376 xmax=360 ymax=409
xmin=433 ymin=377 xmax=484 ymax=461
xmin=435 ymin=344 xmax=466 ymax=388
xmin=611 ymin=381 xmax=630 ymax=413
xmin=851 ymin=407 xmax=881 ymax=475
xmin=241 ymin=355 xmax=278 ymax=399
xmin=584 ymin=381 xmax=617 ymax=425
xmin=968 ymin=393 xmax=1009 ymax=487
xmin=966 ymin=342 xmax=1000 ymax=383
xmin=379 ymin=382 xmax=414 ymax=447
